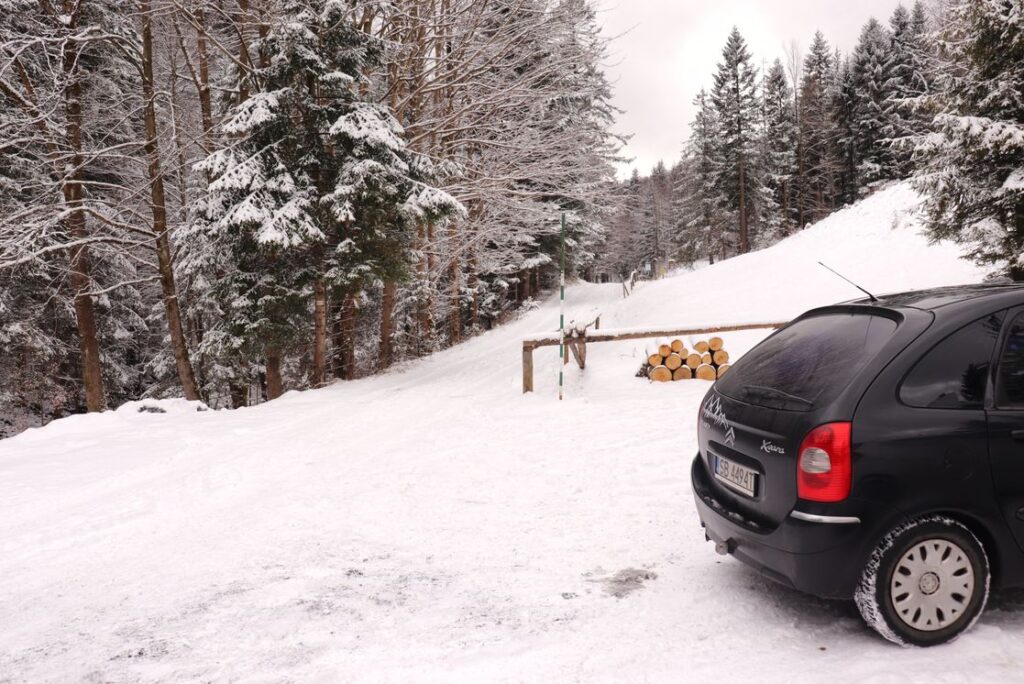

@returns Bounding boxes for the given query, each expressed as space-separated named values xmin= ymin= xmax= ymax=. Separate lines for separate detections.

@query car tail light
xmin=797 ymin=422 xmax=852 ymax=502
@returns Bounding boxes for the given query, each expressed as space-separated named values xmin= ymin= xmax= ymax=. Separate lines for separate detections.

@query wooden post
xmin=522 ymin=343 xmax=534 ymax=393
xmin=569 ymin=336 xmax=586 ymax=369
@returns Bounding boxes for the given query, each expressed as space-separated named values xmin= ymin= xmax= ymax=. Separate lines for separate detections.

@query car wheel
xmin=854 ymin=516 xmax=989 ymax=647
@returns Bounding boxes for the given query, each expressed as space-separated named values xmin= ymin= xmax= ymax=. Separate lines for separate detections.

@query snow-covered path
xmin=3 ymin=184 xmax=1024 ymax=682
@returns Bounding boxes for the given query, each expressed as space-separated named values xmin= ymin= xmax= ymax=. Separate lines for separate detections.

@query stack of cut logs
xmin=640 ymin=336 xmax=732 ymax=382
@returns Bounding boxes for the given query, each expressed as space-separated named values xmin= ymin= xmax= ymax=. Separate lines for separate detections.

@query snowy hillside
xmin=3 ymin=183 xmax=1021 ymax=682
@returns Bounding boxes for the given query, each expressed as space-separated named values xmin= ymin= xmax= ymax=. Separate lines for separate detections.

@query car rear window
xmin=715 ymin=312 xmax=898 ymax=411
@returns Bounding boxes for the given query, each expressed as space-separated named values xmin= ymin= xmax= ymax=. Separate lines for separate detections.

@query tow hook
xmin=715 ymin=539 xmax=736 ymax=556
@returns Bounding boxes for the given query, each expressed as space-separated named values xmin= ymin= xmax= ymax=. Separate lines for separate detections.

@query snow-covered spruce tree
xmin=833 ymin=55 xmax=861 ymax=204
xmin=850 ymin=17 xmax=896 ymax=192
xmin=194 ymin=0 xmax=460 ymax=398
xmin=885 ymin=1 xmax=932 ymax=178
xmin=759 ymin=59 xmax=798 ymax=243
xmin=915 ymin=0 xmax=1024 ymax=279
xmin=710 ymin=27 xmax=762 ymax=254
xmin=797 ymin=31 xmax=842 ymax=224
xmin=676 ymin=89 xmax=728 ymax=263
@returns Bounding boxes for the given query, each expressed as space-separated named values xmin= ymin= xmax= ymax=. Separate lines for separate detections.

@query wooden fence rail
xmin=521 ymin=320 xmax=788 ymax=393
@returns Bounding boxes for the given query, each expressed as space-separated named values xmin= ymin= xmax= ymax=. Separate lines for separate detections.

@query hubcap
xmin=890 ymin=538 xmax=975 ymax=632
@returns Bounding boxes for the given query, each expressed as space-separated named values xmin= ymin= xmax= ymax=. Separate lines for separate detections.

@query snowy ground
xmin=3 ymin=184 xmax=1024 ymax=682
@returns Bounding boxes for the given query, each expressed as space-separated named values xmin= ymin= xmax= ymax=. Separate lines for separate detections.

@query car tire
xmin=854 ymin=516 xmax=990 ymax=647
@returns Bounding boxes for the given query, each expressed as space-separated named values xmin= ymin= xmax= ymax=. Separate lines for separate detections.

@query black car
xmin=692 ymin=283 xmax=1024 ymax=646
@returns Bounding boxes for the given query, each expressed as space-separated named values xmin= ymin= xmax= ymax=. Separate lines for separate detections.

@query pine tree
xmin=885 ymin=1 xmax=932 ymax=177
xmin=833 ymin=56 xmax=861 ymax=203
xmin=677 ymin=90 xmax=727 ymax=263
xmin=711 ymin=27 xmax=762 ymax=253
xmin=760 ymin=59 xmax=798 ymax=241
xmin=797 ymin=31 xmax=842 ymax=223
xmin=639 ymin=161 xmax=672 ymax=275
xmin=851 ymin=17 xmax=896 ymax=190
xmin=915 ymin=0 xmax=1024 ymax=279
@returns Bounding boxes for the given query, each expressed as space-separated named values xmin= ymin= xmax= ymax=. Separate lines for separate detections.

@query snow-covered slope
xmin=3 ymin=183 xmax=1020 ymax=683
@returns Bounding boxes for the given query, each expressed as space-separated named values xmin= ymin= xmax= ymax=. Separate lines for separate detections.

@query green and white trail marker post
xmin=559 ymin=212 xmax=566 ymax=401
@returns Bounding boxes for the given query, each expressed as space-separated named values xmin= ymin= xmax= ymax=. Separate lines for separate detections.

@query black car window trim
xmin=897 ymin=308 xmax=1007 ymax=411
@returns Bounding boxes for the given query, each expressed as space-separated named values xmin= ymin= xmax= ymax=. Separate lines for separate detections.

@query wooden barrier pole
xmin=522 ymin=343 xmax=534 ymax=393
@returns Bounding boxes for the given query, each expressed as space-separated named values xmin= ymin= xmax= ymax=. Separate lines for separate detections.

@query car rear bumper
xmin=691 ymin=454 xmax=869 ymax=599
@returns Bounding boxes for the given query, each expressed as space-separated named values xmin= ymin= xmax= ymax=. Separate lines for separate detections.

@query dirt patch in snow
xmin=592 ymin=567 xmax=658 ymax=598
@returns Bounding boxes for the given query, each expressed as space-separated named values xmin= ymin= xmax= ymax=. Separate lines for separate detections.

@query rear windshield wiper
xmin=741 ymin=385 xmax=815 ymax=408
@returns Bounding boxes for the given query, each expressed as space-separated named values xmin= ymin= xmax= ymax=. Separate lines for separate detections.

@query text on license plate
xmin=714 ymin=455 xmax=757 ymax=497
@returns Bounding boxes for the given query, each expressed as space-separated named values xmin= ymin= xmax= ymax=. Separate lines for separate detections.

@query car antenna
xmin=818 ymin=262 xmax=878 ymax=302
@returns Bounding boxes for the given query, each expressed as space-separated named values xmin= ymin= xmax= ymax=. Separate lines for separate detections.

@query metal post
xmin=559 ymin=212 xmax=566 ymax=401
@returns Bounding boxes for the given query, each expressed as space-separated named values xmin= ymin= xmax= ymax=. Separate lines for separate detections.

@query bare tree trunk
xmin=416 ymin=222 xmax=434 ymax=353
xmin=334 ymin=293 xmax=357 ymax=380
xmin=141 ymin=0 xmax=201 ymax=401
xmin=255 ymin=0 xmax=271 ymax=69
xmin=448 ymin=226 xmax=461 ymax=344
xmin=379 ymin=280 xmax=396 ymax=369
xmin=236 ymin=0 xmax=251 ymax=102
xmin=68 ymin=223 xmax=105 ymax=412
xmin=230 ymin=382 xmax=248 ymax=408
xmin=738 ymin=160 xmax=749 ymax=253
xmin=194 ymin=4 xmax=215 ymax=155
xmin=331 ymin=296 xmax=345 ymax=379
xmin=311 ymin=279 xmax=327 ymax=387
xmin=468 ymin=249 xmax=479 ymax=329
xmin=61 ymin=3 xmax=105 ymax=412
xmin=265 ymin=347 xmax=283 ymax=399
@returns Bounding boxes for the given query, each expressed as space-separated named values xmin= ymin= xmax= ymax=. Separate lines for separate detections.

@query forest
xmin=1 ymin=0 xmax=1022 ymax=435
xmin=0 ymin=0 xmax=621 ymax=432
xmin=599 ymin=1 xmax=1024 ymax=285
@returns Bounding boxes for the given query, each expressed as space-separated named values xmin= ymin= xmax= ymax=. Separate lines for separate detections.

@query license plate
xmin=714 ymin=455 xmax=757 ymax=497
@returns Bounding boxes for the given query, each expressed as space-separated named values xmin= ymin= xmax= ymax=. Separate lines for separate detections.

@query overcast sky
xmin=598 ymin=0 xmax=910 ymax=178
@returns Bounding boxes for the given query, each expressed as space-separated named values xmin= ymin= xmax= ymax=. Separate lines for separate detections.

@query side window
xmin=900 ymin=312 xmax=1004 ymax=409
xmin=996 ymin=313 xmax=1024 ymax=408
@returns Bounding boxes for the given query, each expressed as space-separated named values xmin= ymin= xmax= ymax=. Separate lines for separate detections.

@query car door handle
xmin=1012 ymin=430 xmax=1024 ymax=441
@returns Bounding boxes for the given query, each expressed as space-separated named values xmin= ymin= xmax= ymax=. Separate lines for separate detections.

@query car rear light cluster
xmin=797 ymin=422 xmax=852 ymax=502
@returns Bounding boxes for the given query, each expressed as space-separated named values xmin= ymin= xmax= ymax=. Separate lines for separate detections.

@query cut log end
xmin=670 ymin=339 xmax=685 ymax=353
xmin=713 ymin=349 xmax=730 ymax=366
xmin=696 ymin=364 xmax=717 ymax=381
xmin=686 ymin=353 xmax=702 ymax=369
xmin=673 ymin=366 xmax=692 ymax=381
xmin=694 ymin=340 xmax=710 ymax=354
xmin=708 ymin=336 xmax=724 ymax=351
xmin=649 ymin=365 xmax=672 ymax=382
xmin=701 ymin=352 xmax=712 ymax=365
xmin=648 ymin=353 xmax=663 ymax=367
xmin=658 ymin=343 xmax=672 ymax=358
xmin=716 ymin=363 xmax=731 ymax=378
xmin=665 ymin=353 xmax=683 ymax=370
